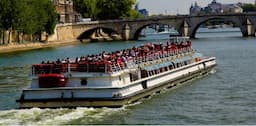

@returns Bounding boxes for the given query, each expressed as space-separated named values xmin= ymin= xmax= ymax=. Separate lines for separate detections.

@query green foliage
xmin=125 ymin=9 xmax=144 ymax=19
xmin=14 ymin=0 xmax=37 ymax=35
xmin=40 ymin=0 xmax=58 ymax=34
xmin=97 ymin=0 xmax=137 ymax=20
xmin=32 ymin=0 xmax=58 ymax=37
xmin=0 ymin=0 xmax=58 ymax=43
xmin=74 ymin=0 xmax=141 ymax=20
xmin=45 ymin=1 xmax=58 ymax=35
xmin=0 ymin=0 xmax=15 ymax=44
xmin=0 ymin=0 xmax=14 ymax=30
xmin=74 ymin=0 xmax=98 ymax=20
xmin=242 ymin=4 xmax=256 ymax=12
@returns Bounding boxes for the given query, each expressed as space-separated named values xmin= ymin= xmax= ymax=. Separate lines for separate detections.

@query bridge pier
xmin=48 ymin=13 xmax=256 ymax=42
xmin=179 ymin=20 xmax=190 ymax=37
xmin=122 ymin=24 xmax=131 ymax=41
xmin=241 ymin=18 xmax=255 ymax=37
xmin=246 ymin=18 xmax=255 ymax=37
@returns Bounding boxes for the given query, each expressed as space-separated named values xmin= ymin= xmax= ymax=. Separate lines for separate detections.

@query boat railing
xmin=32 ymin=64 xmax=69 ymax=75
xmin=132 ymin=47 xmax=193 ymax=64
xmin=31 ymin=47 xmax=194 ymax=75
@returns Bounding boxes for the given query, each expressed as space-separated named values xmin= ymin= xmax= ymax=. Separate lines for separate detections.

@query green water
xmin=0 ymin=28 xmax=256 ymax=124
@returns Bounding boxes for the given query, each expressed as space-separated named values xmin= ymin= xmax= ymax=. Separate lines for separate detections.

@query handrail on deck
xmin=32 ymin=47 xmax=194 ymax=75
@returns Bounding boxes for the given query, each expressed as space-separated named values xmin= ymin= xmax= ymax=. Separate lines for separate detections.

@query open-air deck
xmin=32 ymin=41 xmax=194 ymax=75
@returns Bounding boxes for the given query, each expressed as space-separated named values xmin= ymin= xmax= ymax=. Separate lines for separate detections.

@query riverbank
xmin=0 ymin=41 xmax=82 ymax=54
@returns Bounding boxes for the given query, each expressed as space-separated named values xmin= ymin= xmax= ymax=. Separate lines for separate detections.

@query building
xmin=135 ymin=3 xmax=149 ymax=17
xmin=207 ymin=0 xmax=223 ymax=14
xmin=190 ymin=0 xmax=243 ymax=15
xmin=190 ymin=2 xmax=203 ymax=16
xmin=138 ymin=9 xmax=149 ymax=17
xmin=222 ymin=4 xmax=243 ymax=14
xmin=52 ymin=0 xmax=81 ymax=23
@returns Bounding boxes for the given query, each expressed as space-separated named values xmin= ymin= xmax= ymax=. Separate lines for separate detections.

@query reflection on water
xmin=0 ymin=28 xmax=256 ymax=124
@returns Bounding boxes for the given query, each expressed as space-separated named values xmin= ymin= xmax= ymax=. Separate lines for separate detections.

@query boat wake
xmin=0 ymin=107 xmax=125 ymax=125
xmin=210 ymin=69 xmax=217 ymax=74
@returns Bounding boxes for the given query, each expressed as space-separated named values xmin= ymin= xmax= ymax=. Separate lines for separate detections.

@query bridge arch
xmin=50 ymin=13 xmax=256 ymax=42
xmin=133 ymin=22 xmax=179 ymax=40
xmin=190 ymin=17 xmax=243 ymax=38
xmin=77 ymin=27 xmax=120 ymax=41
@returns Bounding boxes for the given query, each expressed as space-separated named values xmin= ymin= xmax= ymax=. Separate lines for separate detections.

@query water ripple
xmin=0 ymin=31 xmax=256 ymax=124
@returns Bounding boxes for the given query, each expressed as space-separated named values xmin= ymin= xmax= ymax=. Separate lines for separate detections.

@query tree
xmin=84 ymin=0 xmax=98 ymax=20
xmin=118 ymin=0 xmax=140 ymax=18
xmin=125 ymin=9 xmax=143 ymax=19
xmin=96 ymin=0 xmax=136 ymax=20
xmin=0 ymin=0 xmax=58 ymax=44
xmin=0 ymin=0 xmax=14 ymax=44
xmin=27 ymin=0 xmax=57 ymax=41
xmin=34 ymin=0 xmax=49 ymax=41
xmin=14 ymin=0 xmax=37 ymax=42
xmin=73 ymin=0 xmax=87 ymax=17
xmin=73 ymin=0 xmax=141 ymax=20
xmin=44 ymin=0 xmax=58 ymax=36
xmin=37 ymin=0 xmax=58 ymax=41
xmin=242 ymin=4 xmax=256 ymax=12
xmin=0 ymin=2 xmax=2 ymax=44
xmin=74 ymin=0 xmax=98 ymax=20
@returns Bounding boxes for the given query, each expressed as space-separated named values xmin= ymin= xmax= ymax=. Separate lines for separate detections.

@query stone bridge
xmin=48 ymin=13 xmax=256 ymax=42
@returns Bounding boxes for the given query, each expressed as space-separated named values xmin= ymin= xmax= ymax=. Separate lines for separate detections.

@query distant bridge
xmin=48 ymin=13 xmax=256 ymax=42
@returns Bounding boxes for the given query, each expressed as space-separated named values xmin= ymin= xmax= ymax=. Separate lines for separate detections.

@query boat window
xmin=119 ymin=76 xmax=122 ymax=81
xmin=169 ymin=65 xmax=173 ymax=70
xmin=184 ymin=61 xmax=188 ymax=65
xmin=165 ymin=67 xmax=169 ymax=71
xmin=129 ymin=72 xmax=139 ymax=82
xmin=141 ymin=70 xmax=148 ymax=78
xmin=142 ymin=80 xmax=147 ymax=89
xmin=147 ymin=71 xmax=151 ymax=76
xmin=81 ymin=79 xmax=88 ymax=85
xmin=171 ymin=62 xmax=176 ymax=68
xmin=177 ymin=63 xmax=180 ymax=68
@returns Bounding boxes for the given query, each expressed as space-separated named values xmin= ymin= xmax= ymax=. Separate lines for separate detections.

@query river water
xmin=0 ymin=28 xmax=256 ymax=125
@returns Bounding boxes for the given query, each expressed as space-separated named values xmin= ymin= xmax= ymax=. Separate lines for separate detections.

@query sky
xmin=137 ymin=0 xmax=255 ymax=15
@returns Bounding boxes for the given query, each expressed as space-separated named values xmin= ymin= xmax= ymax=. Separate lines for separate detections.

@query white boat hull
xmin=17 ymin=57 xmax=216 ymax=108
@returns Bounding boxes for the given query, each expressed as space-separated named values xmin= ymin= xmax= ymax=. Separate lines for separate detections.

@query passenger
xmin=75 ymin=57 xmax=80 ymax=63
xmin=88 ymin=56 xmax=93 ymax=62
xmin=56 ymin=59 xmax=61 ymax=64
xmin=44 ymin=39 xmax=193 ymax=73
xmin=61 ymin=59 xmax=66 ymax=63
xmin=186 ymin=40 xmax=192 ymax=48
xmin=66 ymin=57 xmax=70 ymax=63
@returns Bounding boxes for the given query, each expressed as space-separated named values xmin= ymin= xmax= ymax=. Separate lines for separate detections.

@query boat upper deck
xmin=32 ymin=39 xmax=195 ymax=75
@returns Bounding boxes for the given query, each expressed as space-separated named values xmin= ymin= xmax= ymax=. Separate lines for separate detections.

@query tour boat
xmin=17 ymin=37 xmax=216 ymax=108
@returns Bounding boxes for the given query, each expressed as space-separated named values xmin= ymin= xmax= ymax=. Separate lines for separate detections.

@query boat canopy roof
xmin=143 ymin=52 xmax=202 ymax=71
xmin=192 ymin=52 xmax=203 ymax=58
xmin=169 ymin=36 xmax=190 ymax=43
